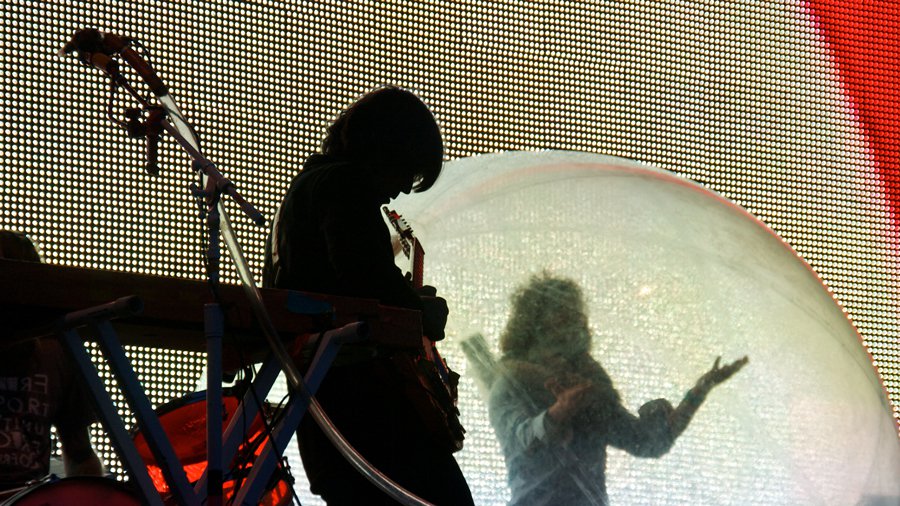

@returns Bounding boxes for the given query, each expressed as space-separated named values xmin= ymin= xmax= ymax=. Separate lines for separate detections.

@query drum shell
xmin=0 ymin=476 xmax=140 ymax=506
xmin=131 ymin=391 xmax=292 ymax=506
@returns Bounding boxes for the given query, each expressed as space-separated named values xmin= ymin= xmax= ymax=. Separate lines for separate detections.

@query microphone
xmin=59 ymin=28 xmax=123 ymax=82
xmin=59 ymin=28 xmax=103 ymax=56
xmin=60 ymin=29 xmax=167 ymax=96
xmin=62 ymin=29 xmax=172 ymax=175
xmin=144 ymin=107 xmax=165 ymax=175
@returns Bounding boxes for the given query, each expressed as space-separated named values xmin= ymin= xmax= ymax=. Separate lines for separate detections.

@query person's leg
xmin=298 ymin=357 xmax=474 ymax=505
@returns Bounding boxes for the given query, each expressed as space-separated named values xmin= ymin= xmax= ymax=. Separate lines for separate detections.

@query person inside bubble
xmin=487 ymin=272 xmax=748 ymax=506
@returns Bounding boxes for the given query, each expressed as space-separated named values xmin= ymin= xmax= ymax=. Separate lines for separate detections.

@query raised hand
xmin=670 ymin=355 xmax=748 ymax=437
xmin=696 ymin=355 xmax=749 ymax=393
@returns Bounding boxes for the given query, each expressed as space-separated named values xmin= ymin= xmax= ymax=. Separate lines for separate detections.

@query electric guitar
xmin=383 ymin=206 xmax=464 ymax=451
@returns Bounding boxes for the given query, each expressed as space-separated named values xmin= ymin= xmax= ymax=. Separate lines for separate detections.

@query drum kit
xmin=1 ymin=476 xmax=142 ymax=506
xmin=2 ymin=390 xmax=293 ymax=505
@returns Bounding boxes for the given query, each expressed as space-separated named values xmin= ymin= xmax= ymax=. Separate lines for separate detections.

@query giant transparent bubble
xmin=389 ymin=151 xmax=900 ymax=506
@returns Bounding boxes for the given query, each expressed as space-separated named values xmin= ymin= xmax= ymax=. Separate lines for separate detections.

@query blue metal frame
xmin=59 ymin=300 xmax=364 ymax=506
xmin=233 ymin=323 xmax=366 ymax=505
xmin=60 ymin=324 xmax=168 ymax=506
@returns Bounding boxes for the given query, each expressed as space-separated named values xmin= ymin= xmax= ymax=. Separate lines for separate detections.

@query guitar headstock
xmin=383 ymin=206 xmax=414 ymax=259
xmin=383 ymin=206 xmax=425 ymax=288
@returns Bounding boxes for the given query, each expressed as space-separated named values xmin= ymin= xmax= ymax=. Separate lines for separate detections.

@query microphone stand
xmin=62 ymin=31 xmax=434 ymax=506
xmin=190 ymin=167 xmax=226 ymax=506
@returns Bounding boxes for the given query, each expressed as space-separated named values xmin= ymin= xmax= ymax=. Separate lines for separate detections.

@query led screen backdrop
xmin=2 ymin=1 xmax=898 ymax=504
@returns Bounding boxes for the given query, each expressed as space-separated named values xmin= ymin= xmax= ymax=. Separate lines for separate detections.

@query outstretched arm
xmin=669 ymin=356 xmax=749 ymax=438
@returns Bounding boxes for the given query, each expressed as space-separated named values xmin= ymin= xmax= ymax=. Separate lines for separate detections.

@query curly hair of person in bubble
xmin=499 ymin=271 xmax=592 ymax=358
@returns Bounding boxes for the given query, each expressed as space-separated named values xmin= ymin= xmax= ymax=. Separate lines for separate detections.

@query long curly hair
xmin=499 ymin=271 xmax=592 ymax=359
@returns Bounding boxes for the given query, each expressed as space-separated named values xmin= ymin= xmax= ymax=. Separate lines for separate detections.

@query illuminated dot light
xmin=5 ymin=0 xmax=898 ymax=502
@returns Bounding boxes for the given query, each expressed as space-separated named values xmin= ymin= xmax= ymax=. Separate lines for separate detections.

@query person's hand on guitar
xmin=419 ymin=285 xmax=448 ymax=341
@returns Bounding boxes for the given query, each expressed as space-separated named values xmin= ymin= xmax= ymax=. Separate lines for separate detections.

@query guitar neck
xmin=411 ymin=239 xmax=425 ymax=290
